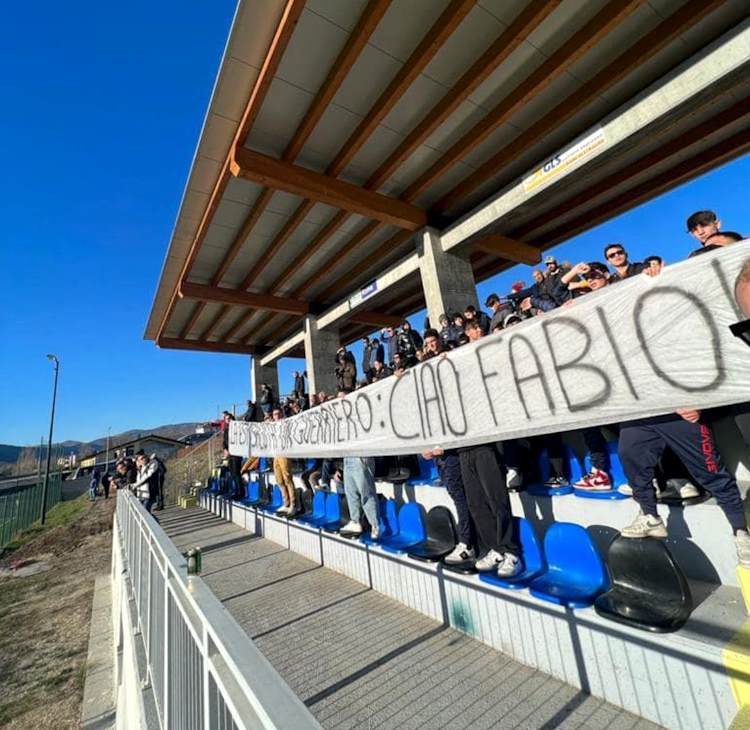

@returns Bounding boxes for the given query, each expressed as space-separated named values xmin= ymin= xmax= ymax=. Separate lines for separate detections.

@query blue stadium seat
xmin=258 ymin=457 xmax=270 ymax=472
xmin=361 ymin=498 xmax=398 ymax=545
xmin=297 ymin=491 xmax=327 ymax=526
xmin=379 ymin=503 xmax=426 ymax=553
xmin=479 ymin=518 xmax=545 ymax=590
xmin=240 ymin=480 xmax=261 ymax=506
xmin=407 ymin=456 xmax=440 ymax=486
xmin=305 ymin=459 xmax=317 ymax=470
xmin=595 ymin=536 xmax=693 ymax=633
xmin=407 ymin=506 xmax=457 ymax=562
xmin=319 ymin=492 xmax=344 ymax=532
xmin=259 ymin=485 xmax=283 ymax=513
xmin=529 ymin=523 xmax=608 ymax=608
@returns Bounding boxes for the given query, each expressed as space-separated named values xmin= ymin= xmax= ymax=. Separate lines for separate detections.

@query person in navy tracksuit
xmin=619 ymin=408 xmax=750 ymax=565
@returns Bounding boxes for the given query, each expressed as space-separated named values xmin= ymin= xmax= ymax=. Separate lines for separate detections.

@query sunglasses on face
xmin=730 ymin=319 xmax=750 ymax=349
xmin=607 ymin=250 xmax=625 ymax=259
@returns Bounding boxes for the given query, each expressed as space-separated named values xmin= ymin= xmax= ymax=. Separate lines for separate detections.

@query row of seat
xmin=252 ymin=444 xmax=699 ymax=504
xmin=226 ymin=483 xmax=693 ymax=633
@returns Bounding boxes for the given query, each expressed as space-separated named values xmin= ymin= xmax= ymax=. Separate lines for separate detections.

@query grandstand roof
xmin=145 ymin=0 xmax=750 ymax=358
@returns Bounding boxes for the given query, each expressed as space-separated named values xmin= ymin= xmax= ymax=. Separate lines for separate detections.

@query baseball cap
xmin=544 ymin=255 xmax=557 ymax=265
xmin=484 ymin=293 xmax=500 ymax=307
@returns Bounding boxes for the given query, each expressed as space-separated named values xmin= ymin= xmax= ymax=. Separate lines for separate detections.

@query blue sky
xmin=1 ymin=2 xmax=748 ymax=446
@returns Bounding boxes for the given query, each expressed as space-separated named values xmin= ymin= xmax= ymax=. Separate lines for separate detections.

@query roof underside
xmin=145 ymin=0 xmax=750 ymax=359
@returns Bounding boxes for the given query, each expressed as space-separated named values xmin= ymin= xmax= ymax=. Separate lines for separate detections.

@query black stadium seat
xmin=594 ymin=536 xmax=693 ymax=633
xmin=407 ymin=507 xmax=457 ymax=562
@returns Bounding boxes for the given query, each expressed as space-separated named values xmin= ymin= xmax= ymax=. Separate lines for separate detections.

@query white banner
xmin=230 ymin=243 xmax=750 ymax=458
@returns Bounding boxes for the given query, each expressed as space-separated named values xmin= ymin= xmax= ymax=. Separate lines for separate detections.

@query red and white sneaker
xmin=574 ymin=468 xmax=612 ymax=491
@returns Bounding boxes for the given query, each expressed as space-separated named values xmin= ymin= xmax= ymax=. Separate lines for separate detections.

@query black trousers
xmin=437 ymin=452 xmax=474 ymax=547
xmin=582 ymin=427 xmax=610 ymax=473
xmin=619 ymin=415 xmax=746 ymax=532
xmin=459 ymin=445 xmax=518 ymax=555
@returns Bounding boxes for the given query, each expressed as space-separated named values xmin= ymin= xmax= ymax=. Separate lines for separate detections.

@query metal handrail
xmin=115 ymin=490 xmax=321 ymax=730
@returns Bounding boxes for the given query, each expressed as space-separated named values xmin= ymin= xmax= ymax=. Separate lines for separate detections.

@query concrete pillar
xmin=250 ymin=357 xmax=279 ymax=404
xmin=303 ymin=316 xmax=339 ymax=396
xmin=417 ymin=228 xmax=478 ymax=326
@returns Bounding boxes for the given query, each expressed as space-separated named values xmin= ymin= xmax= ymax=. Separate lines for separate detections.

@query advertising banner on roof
xmin=229 ymin=243 xmax=750 ymax=459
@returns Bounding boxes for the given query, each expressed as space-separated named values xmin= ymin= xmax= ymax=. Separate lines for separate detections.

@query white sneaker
xmin=341 ymin=520 xmax=362 ymax=535
xmin=507 ymin=468 xmax=522 ymax=489
xmin=736 ymin=530 xmax=750 ymax=568
xmin=497 ymin=553 xmax=523 ymax=578
xmin=619 ymin=484 xmax=633 ymax=495
xmin=276 ymin=505 xmax=289 ymax=515
xmin=621 ymin=511 xmax=667 ymax=539
xmin=370 ymin=527 xmax=380 ymax=540
xmin=672 ymin=479 xmax=700 ymax=499
xmin=475 ymin=549 xmax=504 ymax=572
xmin=444 ymin=542 xmax=475 ymax=565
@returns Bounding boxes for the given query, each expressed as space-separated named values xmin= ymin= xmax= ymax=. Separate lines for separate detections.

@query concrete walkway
xmin=158 ymin=507 xmax=661 ymax=730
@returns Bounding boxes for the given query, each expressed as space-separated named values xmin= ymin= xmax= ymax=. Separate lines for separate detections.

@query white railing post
xmin=163 ymin=568 xmax=171 ymax=730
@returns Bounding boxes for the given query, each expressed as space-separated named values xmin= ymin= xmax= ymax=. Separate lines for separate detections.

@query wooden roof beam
xmin=157 ymin=337 xmax=257 ymax=355
xmin=179 ymin=282 xmax=309 ymax=315
xmin=230 ymin=148 xmax=427 ymax=230
xmin=472 ymin=235 xmax=540 ymax=265
xmin=348 ymin=311 xmax=403 ymax=328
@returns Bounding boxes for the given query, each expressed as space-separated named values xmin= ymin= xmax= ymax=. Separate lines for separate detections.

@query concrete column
xmin=417 ymin=227 xmax=478 ymax=325
xmin=304 ymin=316 xmax=339 ymax=396
xmin=250 ymin=357 xmax=279 ymax=403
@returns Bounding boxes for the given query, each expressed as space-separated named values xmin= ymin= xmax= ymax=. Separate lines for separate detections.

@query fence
xmin=113 ymin=490 xmax=321 ymax=729
xmin=164 ymin=432 xmax=223 ymax=506
xmin=0 ymin=473 xmax=63 ymax=548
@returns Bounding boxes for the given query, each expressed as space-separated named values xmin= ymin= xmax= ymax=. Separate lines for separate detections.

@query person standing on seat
xmin=341 ymin=454 xmax=380 ymax=538
xmin=420 ymin=330 xmax=477 ymax=564
xmin=270 ymin=408 xmax=298 ymax=516
xmin=459 ymin=320 xmax=522 ymax=578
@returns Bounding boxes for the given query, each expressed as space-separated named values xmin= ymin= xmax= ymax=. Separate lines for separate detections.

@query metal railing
xmin=114 ymin=491 xmax=321 ymax=730
xmin=0 ymin=473 xmax=62 ymax=548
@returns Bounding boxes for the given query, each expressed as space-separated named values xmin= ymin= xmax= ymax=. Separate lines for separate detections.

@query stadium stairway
xmin=199 ymin=476 xmax=750 ymax=730
xmin=159 ymin=504 xmax=660 ymax=730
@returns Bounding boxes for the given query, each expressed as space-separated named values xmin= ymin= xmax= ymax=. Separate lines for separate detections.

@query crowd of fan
xmin=215 ymin=210 xmax=750 ymax=579
xmin=89 ymin=450 xmax=167 ymax=515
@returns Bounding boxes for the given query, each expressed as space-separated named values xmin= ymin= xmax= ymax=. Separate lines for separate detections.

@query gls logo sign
xmin=542 ymin=155 xmax=561 ymax=173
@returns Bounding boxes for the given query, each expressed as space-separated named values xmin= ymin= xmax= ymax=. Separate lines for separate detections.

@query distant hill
xmin=0 ymin=422 xmax=204 ymax=475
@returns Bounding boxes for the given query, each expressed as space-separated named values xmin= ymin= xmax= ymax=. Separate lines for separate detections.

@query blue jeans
xmin=343 ymin=457 xmax=378 ymax=528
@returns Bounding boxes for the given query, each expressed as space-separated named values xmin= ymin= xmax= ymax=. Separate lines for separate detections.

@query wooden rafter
xmin=433 ymin=0 xmax=726 ymax=214
xmin=230 ymin=147 xmax=427 ymax=230
xmin=472 ymin=235 xmax=540 ymax=265
xmin=179 ymin=282 xmax=310 ymax=315
xmin=157 ymin=337 xmax=257 ymax=355
xmin=402 ymin=0 xmax=645 ymax=203
xmin=349 ymin=311 xmax=403 ymax=328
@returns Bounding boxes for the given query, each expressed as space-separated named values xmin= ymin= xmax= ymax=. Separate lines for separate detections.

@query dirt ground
xmin=0 ymin=495 xmax=115 ymax=729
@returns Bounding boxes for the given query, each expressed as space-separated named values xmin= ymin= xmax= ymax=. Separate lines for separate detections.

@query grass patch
xmin=2 ymin=495 xmax=88 ymax=556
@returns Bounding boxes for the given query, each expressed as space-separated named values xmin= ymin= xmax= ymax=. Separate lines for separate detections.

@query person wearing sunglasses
xmin=604 ymin=243 xmax=644 ymax=282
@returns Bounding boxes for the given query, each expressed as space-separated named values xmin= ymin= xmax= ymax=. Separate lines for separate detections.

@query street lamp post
xmin=41 ymin=354 xmax=60 ymax=525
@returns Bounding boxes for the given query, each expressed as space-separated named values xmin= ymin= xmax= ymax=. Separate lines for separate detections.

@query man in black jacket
xmin=293 ymin=371 xmax=306 ymax=399
xmin=361 ymin=337 xmax=374 ymax=383
xmin=397 ymin=319 xmax=422 ymax=366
